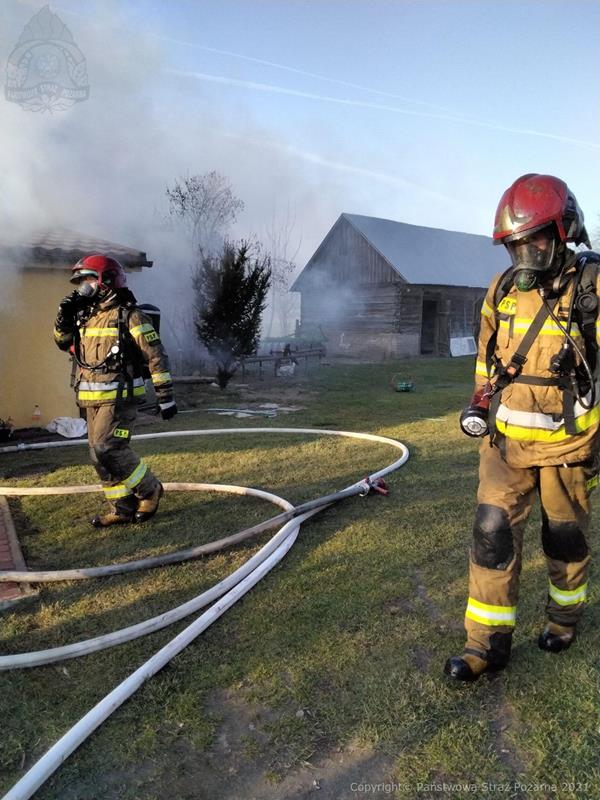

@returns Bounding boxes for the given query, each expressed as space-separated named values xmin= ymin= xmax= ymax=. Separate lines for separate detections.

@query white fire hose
xmin=0 ymin=428 xmax=409 ymax=800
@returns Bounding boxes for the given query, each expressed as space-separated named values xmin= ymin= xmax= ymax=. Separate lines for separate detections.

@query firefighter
xmin=53 ymin=254 xmax=178 ymax=527
xmin=445 ymin=174 xmax=600 ymax=681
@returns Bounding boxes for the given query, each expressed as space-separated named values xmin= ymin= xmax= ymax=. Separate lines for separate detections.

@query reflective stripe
xmin=586 ymin=475 xmax=599 ymax=492
xmin=481 ymin=300 xmax=494 ymax=319
xmin=475 ymin=360 xmax=490 ymax=378
xmin=79 ymin=378 xmax=145 ymax=392
xmin=53 ymin=329 xmax=72 ymax=342
xmin=78 ymin=385 xmax=146 ymax=402
xmin=104 ymin=483 xmax=132 ymax=500
xmin=130 ymin=323 xmax=154 ymax=337
xmin=495 ymin=404 xmax=600 ymax=442
xmin=82 ymin=327 xmax=118 ymax=337
xmin=465 ymin=597 xmax=516 ymax=627
xmin=124 ymin=461 xmax=147 ymax=489
xmin=548 ymin=580 xmax=587 ymax=607
xmin=498 ymin=318 xmax=582 ymax=338
xmin=151 ymin=371 xmax=172 ymax=385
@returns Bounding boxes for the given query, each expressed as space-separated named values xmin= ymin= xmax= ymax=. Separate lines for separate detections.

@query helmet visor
xmin=505 ymin=228 xmax=556 ymax=273
xmin=70 ymin=268 xmax=99 ymax=284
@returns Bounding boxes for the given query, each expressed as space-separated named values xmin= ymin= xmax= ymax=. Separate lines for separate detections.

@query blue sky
xmin=3 ymin=0 xmax=599 ymax=267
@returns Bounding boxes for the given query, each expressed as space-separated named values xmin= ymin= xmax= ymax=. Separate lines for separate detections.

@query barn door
xmin=420 ymin=298 xmax=438 ymax=354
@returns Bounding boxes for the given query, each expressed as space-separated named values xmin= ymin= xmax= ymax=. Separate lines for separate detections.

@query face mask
xmin=76 ymin=280 xmax=99 ymax=298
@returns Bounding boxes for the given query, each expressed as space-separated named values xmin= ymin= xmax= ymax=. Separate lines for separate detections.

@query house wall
xmin=1 ymin=267 xmax=78 ymax=427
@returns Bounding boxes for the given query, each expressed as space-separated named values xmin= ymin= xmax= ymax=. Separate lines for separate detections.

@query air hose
xmin=0 ymin=427 xmax=409 ymax=800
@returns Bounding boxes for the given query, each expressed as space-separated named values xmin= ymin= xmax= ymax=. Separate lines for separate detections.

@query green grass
xmin=1 ymin=357 xmax=599 ymax=799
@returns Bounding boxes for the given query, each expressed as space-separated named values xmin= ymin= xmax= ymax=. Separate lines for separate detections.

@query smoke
xmin=0 ymin=1 xmax=361 ymax=364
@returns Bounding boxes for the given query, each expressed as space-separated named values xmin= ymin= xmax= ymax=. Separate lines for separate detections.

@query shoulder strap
xmin=493 ymin=267 xmax=515 ymax=308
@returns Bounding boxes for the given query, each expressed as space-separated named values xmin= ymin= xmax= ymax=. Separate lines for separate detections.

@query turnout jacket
xmin=475 ymin=254 xmax=600 ymax=468
xmin=54 ymin=292 xmax=174 ymax=409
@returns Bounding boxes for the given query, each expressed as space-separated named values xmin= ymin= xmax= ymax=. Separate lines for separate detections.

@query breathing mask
xmin=75 ymin=279 xmax=99 ymax=298
xmin=505 ymin=226 xmax=559 ymax=292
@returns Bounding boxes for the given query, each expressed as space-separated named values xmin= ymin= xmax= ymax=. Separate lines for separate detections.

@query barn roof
xmin=0 ymin=227 xmax=153 ymax=269
xmin=292 ymin=213 xmax=508 ymax=290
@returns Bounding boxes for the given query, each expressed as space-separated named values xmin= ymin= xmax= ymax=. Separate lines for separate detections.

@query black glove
xmin=55 ymin=292 xmax=79 ymax=332
xmin=159 ymin=401 xmax=178 ymax=421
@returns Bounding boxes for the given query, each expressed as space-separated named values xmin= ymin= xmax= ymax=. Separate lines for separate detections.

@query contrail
xmin=223 ymin=132 xmax=454 ymax=202
xmin=155 ymin=34 xmax=475 ymax=119
xmin=167 ymin=68 xmax=600 ymax=151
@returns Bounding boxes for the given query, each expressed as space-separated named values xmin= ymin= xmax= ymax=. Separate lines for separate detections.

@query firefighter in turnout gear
xmin=445 ymin=174 xmax=600 ymax=682
xmin=53 ymin=254 xmax=177 ymax=527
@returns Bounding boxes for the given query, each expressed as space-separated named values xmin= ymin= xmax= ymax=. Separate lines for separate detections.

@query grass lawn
xmin=1 ymin=357 xmax=599 ymax=800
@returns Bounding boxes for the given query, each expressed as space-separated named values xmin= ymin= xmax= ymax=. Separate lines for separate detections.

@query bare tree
xmin=162 ymin=172 xmax=245 ymax=374
xmin=264 ymin=205 xmax=302 ymax=338
xmin=166 ymin=171 xmax=244 ymax=257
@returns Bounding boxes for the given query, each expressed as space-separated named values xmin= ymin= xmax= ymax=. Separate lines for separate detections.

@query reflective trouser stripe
xmin=465 ymin=597 xmax=517 ymax=627
xmin=548 ymin=581 xmax=588 ymax=606
xmin=104 ymin=484 xmax=132 ymax=500
xmin=103 ymin=461 xmax=148 ymax=499
xmin=124 ymin=461 xmax=147 ymax=489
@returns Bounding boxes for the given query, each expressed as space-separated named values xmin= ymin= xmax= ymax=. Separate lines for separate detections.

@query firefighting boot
xmin=91 ymin=501 xmax=136 ymax=528
xmin=135 ymin=482 xmax=164 ymax=523
xmin=444 ymin=652 xmax=489 ymax=682
xmin=538 ymin=622 xmax=576 ymax=653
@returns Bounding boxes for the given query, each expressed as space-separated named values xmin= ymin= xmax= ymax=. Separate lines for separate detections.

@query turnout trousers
xmin=464 ymin=442 xmax=596 ymax=663
xmin=86 ymin=403 xmax=160 ymax=515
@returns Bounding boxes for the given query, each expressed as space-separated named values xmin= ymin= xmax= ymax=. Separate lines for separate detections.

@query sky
xmin=0 ymin=0 xmax=599 ymax=339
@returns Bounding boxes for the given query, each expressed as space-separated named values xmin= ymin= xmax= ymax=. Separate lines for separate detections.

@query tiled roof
xmin=0 ymin=226 xmax=152 ymax=268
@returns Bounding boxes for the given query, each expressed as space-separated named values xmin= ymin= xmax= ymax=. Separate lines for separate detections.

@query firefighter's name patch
xmin=144 ymin=330 xmax=160 ymax=343
xmin=113 ymin=428 xmax=130 ymax=439
xmin=497 ymin=297 xmax=517 ymax=315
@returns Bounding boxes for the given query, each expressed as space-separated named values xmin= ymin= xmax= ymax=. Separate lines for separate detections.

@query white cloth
xmin=46 ymin=417 xmax=88 ymax=438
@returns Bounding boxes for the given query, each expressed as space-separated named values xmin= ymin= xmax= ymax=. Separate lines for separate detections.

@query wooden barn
xmin=291 ymin=213 xmax=508 ymax=359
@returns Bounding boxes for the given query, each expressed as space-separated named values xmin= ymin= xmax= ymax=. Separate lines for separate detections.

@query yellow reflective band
xmin=130 ymin=323 xmax=154 ymax=336
xmin=465 ymin=597 xmax=516 ymax=627
xmin=124 ymin=461 xmax=147 ymax=489
xmin=475 ymin=360 xmax=490 ymax=378
xmin=497 ymin=297 xmax=517 ymax=315
xmin=548 ymin=581 xmax=587 ymax=607
xmin=481 ymin=300 xmax=494 ymax=319
xmin=151 ymin=371 xmax=172 ymax=385
xmin=113 ymin=428 xmax=130 ymax=439
xmin=53 ymin=329 xmax=72 ymax=342
xmin=498 ymin=319 xmax=582 ymax=337
xmin=78 ymin=385 xmax=146 ymax=402
xmin=586 ymin=475 xmax=599 ymax=492
xmin=495 ymin=405 xmax=600 ymax=442
xmin=83 ymin=328 xmax=118 ymax=337
xmin=104 ymin=483 xmax=132 ymax=500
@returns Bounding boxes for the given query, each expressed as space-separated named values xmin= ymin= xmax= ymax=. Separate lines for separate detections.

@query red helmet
xmin=493 ymin=174 xmax=590 ymax=248
xmin=70 ymin=254 xmax=127 ymax=289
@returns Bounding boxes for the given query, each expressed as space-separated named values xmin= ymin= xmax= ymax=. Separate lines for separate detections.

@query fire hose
xmin=0 ymin=427 xmax=409 ymax=800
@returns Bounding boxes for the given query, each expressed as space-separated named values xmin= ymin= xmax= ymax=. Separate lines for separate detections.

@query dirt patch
xmin=146 ymin=687 xmax=396 ymax=800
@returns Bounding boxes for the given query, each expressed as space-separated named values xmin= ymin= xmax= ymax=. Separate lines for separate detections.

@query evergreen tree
xmin=194 ymin=242 xmax=271 ymax=389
